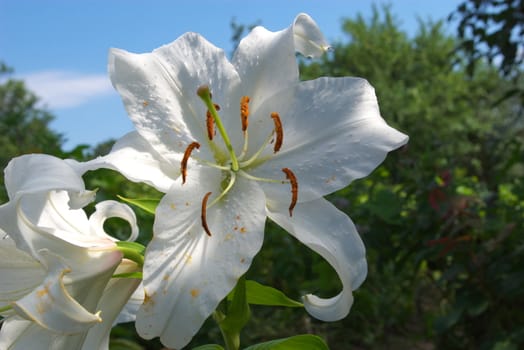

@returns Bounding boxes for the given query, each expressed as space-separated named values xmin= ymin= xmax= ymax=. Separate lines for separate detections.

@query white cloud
xmin=19 ymin=70 xmax=115 ymax=109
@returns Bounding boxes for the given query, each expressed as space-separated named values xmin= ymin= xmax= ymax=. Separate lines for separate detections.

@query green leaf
xmin=192 ymin=345 xmax=225 ymax=350
xmin=229 ymin=280 xmax=303 ymax=308
xmin=492 ymin=340 xmax=518 ymax=350
xmin=365 ymin=188 xmax=401 ymax=224
xmin=243 ymin=334 xmax=329 ymax=350
xmin=117 ymin=195 xmax=160 ymax=215
xmin=109 ymin=338 xmax=144 ymax=350
xmin=434 ymin=306 xmax=464 ymax=333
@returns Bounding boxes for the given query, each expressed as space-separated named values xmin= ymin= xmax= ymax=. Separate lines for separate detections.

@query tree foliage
xmin=0 ymin=63 xmax=64 ymax=201
xmin=452 ymin=0 xmax=524 ymax=76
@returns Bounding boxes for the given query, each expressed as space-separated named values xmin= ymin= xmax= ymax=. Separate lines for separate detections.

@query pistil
xmin=197 ymin=85 xmax=239 ymax=171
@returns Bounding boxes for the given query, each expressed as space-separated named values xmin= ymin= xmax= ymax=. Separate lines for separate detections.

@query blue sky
xmin=1 ymin=0 xmax=462 ymax=150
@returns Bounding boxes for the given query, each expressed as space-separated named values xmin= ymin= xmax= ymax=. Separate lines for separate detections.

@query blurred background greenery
xmin=1 ymin=1 xmax=523 ymax=349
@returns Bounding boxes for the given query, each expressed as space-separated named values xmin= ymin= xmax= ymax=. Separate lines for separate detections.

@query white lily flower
xmin=0 ymin=154 xmax=141 ymax=349
xmin=71 ymin=13 xmax=408 ymax=348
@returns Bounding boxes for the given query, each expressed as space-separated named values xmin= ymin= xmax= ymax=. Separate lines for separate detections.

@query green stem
xmin=213 ymin=311 xmax=239 ymax=350
xmin=214 ymin=276 xmax=250 ymax=350
xmin=222 ymin=329 xmax=240 ymax=350
xmin=197 ymin=85 xmax=240 ymax=171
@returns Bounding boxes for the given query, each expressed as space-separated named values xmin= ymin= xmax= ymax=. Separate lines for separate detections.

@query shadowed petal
xmin=0 ymin=238 xmax=44 ymax=313
xmin=11 ymin=250 xmax=104 ymax=334
xmin=82 ymin=259 xmax=141 ymax=349
xmin=267 ymin=198 xmax=366 ymax=321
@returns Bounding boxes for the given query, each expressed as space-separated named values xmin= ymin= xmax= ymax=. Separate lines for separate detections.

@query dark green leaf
xmin=243 ymin=334 xmax=329 ymax=350
xmin=192 ymin=345 xmax=225 ymax=350
xmin=228 ymin=280 xmax=303 ymax=308
xmin=117 ymin=195 xmax=160 ymax=215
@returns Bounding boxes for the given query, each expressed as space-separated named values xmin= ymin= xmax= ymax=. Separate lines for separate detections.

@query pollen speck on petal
xmin=190 ymin=289 xmax=200 ymax=298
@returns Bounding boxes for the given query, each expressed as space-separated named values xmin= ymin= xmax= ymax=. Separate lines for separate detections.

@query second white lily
xmin=0 ymin=154 xmax=142 ymax=349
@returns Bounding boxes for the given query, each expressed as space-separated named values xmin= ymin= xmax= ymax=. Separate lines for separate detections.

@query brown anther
xmin=201 ymin=192 xmax=213 ymax=236
xmin=240 ymin=96 xmax=250 ymax=132
xmin=206 ymin=104 xmax=220 ymax=140
xmin=282 ymin=168 xmax=298 ymax=216
xmin=271 ymin=112 xmax=283 ymax=153
xmin=181 ymin=142 xmax=200 ymax=184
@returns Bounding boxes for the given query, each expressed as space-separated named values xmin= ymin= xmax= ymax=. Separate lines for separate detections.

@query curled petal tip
xmin=293 ymin=13 xmax=330 ymax=58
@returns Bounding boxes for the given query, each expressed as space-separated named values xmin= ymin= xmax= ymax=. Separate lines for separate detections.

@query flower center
xmin=181 ymin=85 xmax=298 ymax=236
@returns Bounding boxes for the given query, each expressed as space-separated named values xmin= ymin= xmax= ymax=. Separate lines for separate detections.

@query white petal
xmin=136 ymin=167 xmax=266 ymax=349
xmin=20 ymin=191 xmax=91 ymax=241
xmin=66 ymin=132 xmax=178 ymax=192
xmin=109 ymin=34 xmax=241 ymax=166
xmin=0 ymin=237 xmax=45 ymax=313
xmin=114 ymin=265 xmax=145 ymax=325
xmin=81 ymin=259 xmax=141 ymax=349
xmin=11 ymin=250 xmax=103 ymax=333
xmin=4 ymin=154 xmax=85 ymax=201
xmin=293 ymin=13 xmax=331 ymax=58
xmin=267 ymin=198 xmax=367 ymax=321
xmin=89 ymin=200 xmax=139 ymax=242
xmin=252 ymin=77 xmax=409 ymax=203
xmin=15 ymin=199 xmax=123 ymax=283
xmin=0 ymin=315 xmax=112 ymax=350
xmin=232 ymin=13 xmax=329 ymax=111
xmin=0 ymin=317 xmax=56 ymax=350
xmin=0 ymin=155 xmax=92 ymax=252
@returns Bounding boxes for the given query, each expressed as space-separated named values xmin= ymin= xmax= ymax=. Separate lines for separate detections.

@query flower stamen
xmin=282 ymin=167 xmax=298 ymax=216
xmin=206 ymin=104 xmax=220 ymax=140
xmin=240 ymin=96 xmax=250 ymax=133
xmin=271 ymin=112 xmax=283 ymax=153
xmin=238 ymin=96 xmax=251 ymax=160
xmin=201 ymin=191 xmax=213 ymax=236
xmin=238 ymin=170 xmax=286 ymax=184
xmin=181 ymin=142 xmax=200 ymax=184
xmin=239 ymin=131 xmax=274 ymax=168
